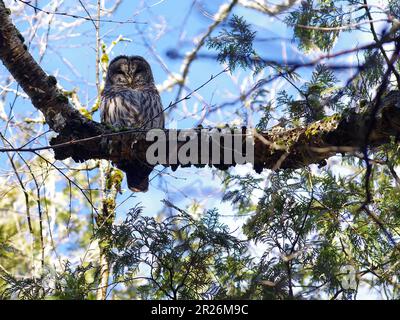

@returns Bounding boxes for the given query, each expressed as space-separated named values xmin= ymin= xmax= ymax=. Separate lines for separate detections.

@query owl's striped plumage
xmin=100 ymin=55 xmax=164 ymax=192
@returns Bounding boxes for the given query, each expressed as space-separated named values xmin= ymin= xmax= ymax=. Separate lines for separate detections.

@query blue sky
xmin=0 ymin=0 xmax=384 ymax=233
xmin=0 ymin=0 xmax=393 ymax=298
xmin=0 ymin=0 xmax=385 ymax=229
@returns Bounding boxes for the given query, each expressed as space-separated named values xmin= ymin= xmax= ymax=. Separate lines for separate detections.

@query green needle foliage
xmin=106 ymin=204 xmax=252 ymax=300
xmin=1 ymin=0 xmax=400 ymax=300
xmin=207 ymin=14 xmax=265 ymax=73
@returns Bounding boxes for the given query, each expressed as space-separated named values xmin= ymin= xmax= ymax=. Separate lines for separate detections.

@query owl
xmin=100 ymin=55 xmax=165 ymax=192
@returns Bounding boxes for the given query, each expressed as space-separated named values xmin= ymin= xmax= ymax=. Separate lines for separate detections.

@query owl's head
xmin=105 ymin=55 xmax=155 ymax=88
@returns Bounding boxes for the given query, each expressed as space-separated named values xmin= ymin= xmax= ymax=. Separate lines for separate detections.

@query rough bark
xmin=48 ymin=96 xmax=400 ymax=172
xmin=1 ymin=1 xmax=400 ymax=174
xmin=0 ymin=0 xmax=106 ymax=136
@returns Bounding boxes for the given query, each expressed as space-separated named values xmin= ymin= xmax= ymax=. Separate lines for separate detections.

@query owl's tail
xmin=116 ymin=160 xmax=153 ymax=193
xmin=126 ymin=168 xmax=149 ymax=192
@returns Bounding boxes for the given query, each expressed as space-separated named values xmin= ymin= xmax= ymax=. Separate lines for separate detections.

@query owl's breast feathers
xmin=100 ymin=86 xmax=164 ymax=129
xmin=100 ymin=85 xmax=164 ymax=192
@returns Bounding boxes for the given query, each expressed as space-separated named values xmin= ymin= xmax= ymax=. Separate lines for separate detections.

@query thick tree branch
xmin=0 ymin=0 xmax=106 ymax=136
xmin=1 ymin=1 xmax=400 ymax=175
xmin=49 ymin=93 xmax=400 ymax=172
